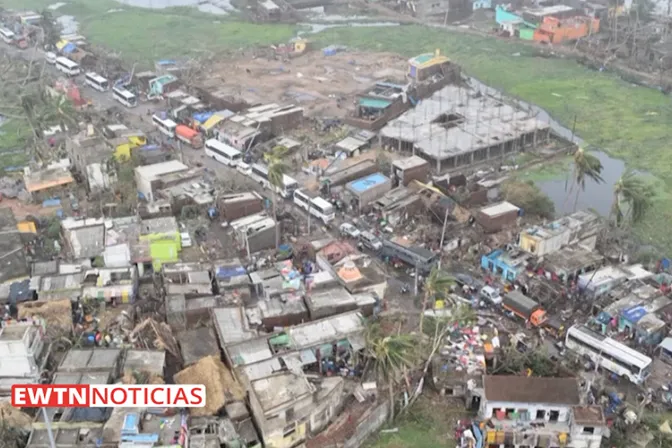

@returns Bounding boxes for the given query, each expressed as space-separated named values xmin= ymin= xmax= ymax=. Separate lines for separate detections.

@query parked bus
xmin=112 ymin=86 xmax=137 ymax=108
xmin=84 ymin=72 xmax=109 ymax=92
xmin=293 ymin=189 xmax=335 ymax=224
xmin=55 ymin=57 xmax=80 ymax=76
xmin=175 ymin=125 xmax=203 ymax=149
xmin=250 ymin=163 xmax=298 ymax=198
xmin=0 ymin=28 xmax=15 ymax=44
xmin=564 ymin=325 xmax=652 ymax=384
xmin=204 ymin=139 xmax=242 ymax=167
xmin=151 ymin=114 xmax=177 ymax=138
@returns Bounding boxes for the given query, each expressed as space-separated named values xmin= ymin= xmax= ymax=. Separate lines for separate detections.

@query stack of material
xmin=18 ymin=299 xmax=72 ymax=338
xmin=174 ymin=356 xmax=244 ymax=417
xmin=0 ymin=401 xmax=32 ymax=429
xmin=129 ymin=318 xmax=180 ymax=361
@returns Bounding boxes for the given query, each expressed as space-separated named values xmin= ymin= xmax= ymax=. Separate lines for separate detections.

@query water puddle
xmin=301 ymin=6 xmax=372 ymax=22
xmin=48 ymin=2 xmax=67 ymax=10
xmin=56 ymin=15 xmax=79 ymax=35
xmin=114 ymin=0 xmax=235 ymax=13
xmin=298 ymin=21 xmax=399 ymax=35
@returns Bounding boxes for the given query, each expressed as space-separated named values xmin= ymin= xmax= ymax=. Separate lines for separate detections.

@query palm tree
xmin=365 ymin=322 xmax=417 ymax=423
xmin=566 ymin=147 xmax=604 ymax=212
xmin=419 ymin=267 xmax=455 ymax=334
xmin=263 ymin=145 xmax=290 ymax=249
xmin=611 ymin=170 xmax=654 ymax=228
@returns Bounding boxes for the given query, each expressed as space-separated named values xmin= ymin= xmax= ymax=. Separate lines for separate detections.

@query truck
xmin=175 ymin=125 xmax=203 ymax=149
xmin=502 ymin=290 xmax=547 ymax=327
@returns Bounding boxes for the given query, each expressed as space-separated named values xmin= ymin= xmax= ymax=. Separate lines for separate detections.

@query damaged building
xmin=380 ymin=85 xmax=550 ymax=172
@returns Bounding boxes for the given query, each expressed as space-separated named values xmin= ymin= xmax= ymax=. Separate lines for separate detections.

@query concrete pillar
xmin=470 ymin=151 xmax=475 ymax=165
xmin=437 ymin=157 xmax=441 ymax=173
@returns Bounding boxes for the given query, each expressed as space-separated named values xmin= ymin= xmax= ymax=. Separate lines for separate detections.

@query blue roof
xmin=349 ymin=173 xmax=389 ymax=193
xmin=62 ymin=42 xmax=77 ymax=54
xmin=621 ymin=305 xmax=647 ymax=323
xmin=358 ymin=98 xmax=392 ymax=109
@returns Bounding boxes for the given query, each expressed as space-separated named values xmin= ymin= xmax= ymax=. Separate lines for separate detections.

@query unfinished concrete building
xmin=380 ymin=85 xmax=550 ymax=172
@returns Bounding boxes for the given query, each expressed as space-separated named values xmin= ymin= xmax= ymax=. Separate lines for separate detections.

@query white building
xmin=134 ymin=160 xmax=188 ymax=202
xmin=478 ymin=375 xmax=607 ymax=448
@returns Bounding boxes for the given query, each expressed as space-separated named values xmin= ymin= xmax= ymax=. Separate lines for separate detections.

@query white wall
xmin=481 ymin=399 xmax=571 ymax=423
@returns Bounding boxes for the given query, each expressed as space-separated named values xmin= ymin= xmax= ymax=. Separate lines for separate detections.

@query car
xmin=45 ymin=51 xmax=57 ymax=64
xmin=236 ymin=162 xmax=251 ymax=176
xmin=453 ymin=273 xmax=484 ymax=292
xmin=339 ymin=223 xmax=360 ymax=239
xmin=180 ymin=232 xmax=193 ymax=248
xmin=358 ymin=231 xmax=382 ymax=251
xmin=479 ymin=285 xmax=502 ymax=305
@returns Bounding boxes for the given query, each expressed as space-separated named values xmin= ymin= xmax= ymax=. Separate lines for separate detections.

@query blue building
xmin=480 ymin=248 xmax=532 ymax=282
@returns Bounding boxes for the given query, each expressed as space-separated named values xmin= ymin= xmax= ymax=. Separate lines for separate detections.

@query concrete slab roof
xmin=380 ymin=85 xmax=549 ymax=161
xmin=58 ymin=349 xmax=121 ymax=373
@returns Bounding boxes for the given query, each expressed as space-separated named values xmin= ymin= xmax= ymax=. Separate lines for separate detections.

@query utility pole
xmin=414 ymin=261 xmax=419 ymax=296
xmin=307 ymin=202 xmax=312 ymax=235
xmin=42 ymin=407 xmax=56 ymax=448
xmin=438 ymin=207 xmax=450 ymax=268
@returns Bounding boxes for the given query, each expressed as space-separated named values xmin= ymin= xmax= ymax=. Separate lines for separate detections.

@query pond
xmin=466 ymin=77 xmax=627 ymax=218
xmin=535 ymin=151 xmax=626 ymax=218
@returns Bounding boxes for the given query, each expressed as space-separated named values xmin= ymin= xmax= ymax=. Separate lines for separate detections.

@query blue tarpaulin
xmin=622 ymin=305 xmax=648 ymax=323
xmin=156 ymin=60 xmax=177 ymax=66
xmin=42 ymin=198 xmax=61 ymax=208
xmin=61 ymin=42 xmax=77 ymax=54
xmin=216 ymin=266 xmax=247 ymax=279
xmin=193 ymin=111 xmax=214 ymax=123
xmin=138 ymin=144 xmax=160 ymax=151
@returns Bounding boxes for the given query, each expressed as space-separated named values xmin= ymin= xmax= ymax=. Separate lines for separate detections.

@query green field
xmin=3 ymin=0 xmax=672 ymax=251
xmin=365 ymin=396 xmax=460 ymax=448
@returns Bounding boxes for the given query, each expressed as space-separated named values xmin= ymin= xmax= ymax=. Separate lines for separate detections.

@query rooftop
xmin=522 ymin=210 xmax=600 ymax=240
xmin=392 ymin=155 xmax=429 ymax=171
xmin=251 ymin=372 xmax=313 ymax=413
xmin=347 ymin=173 xmax=390 ymax=194
xmin=543 ymin=247 xmax=604 ymax=273
xmin=178 ymin=327 xmax=220 ymax=367
xmin=58 ymin=349 xmax=121 ymax=373
xmin=483 ymin=375 xmax=580 ymax=405
xmin=135 ymin=160 xmax=188 ymax=180
xmin=141 ymin=216 xmax=178 ymax=235
xmin=381 ymin=85 xmax=548 ymax=161
xmin=23 ymin=164 xmax=74 ymax=193
xmin=479 ymin=201 xmax=520 ymax=218
xmin=572 ymin=405 xmax=605 ymax=426
xmin=61 ymin=218 xmax=106 ymax=259
xmin=212 ymin=307 xmax=259 ymax=345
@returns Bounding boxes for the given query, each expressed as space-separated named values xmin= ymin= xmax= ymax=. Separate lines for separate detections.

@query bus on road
xmin=565 ymin=325 xmax=652 ymax=384
xmin=204 ymin=139 xmax=242 ymax=167
xmin=84 ymin=72 xmax=109 ymax=92
xmin=293 ymin=189 xmax=335 ymax=224
xmin=250 ymin=163 xmax=298 ymax=199
xmin=55 ymin=57 xmax=80 ymax=76
xmin=112 ymin=86 xmax=137 ymax=108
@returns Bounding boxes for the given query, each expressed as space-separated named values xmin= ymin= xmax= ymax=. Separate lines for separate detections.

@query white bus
xmin=293 ymin=189 xmax=335 ymax=224
xmin=204 ymin=139 xmax=242 ymax=167
xmin=112 ymin=86 xmax=137 ymax=108
xmin=84 ymin=72 xmax=109 ymax=92
xmin=565 ymin=325 xmax=652 ymax=384
xmin=0 ymin=28 xmax=15 ymax=44
xmin=55 ymin=57 xmax=80 ymax=76
xmin=250 ymin=163 xmax=298 ymax=199
xmin=152 ymin=114 xmax=177 ymax=138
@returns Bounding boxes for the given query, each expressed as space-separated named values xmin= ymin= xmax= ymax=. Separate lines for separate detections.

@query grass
xmin=2 ymin=0 xmax=298 ymax=63
xmin=0 ymin=120 xmax=31 ymax=172
xmin=3 ymin=1 xmax=672 ymax=249
xmin=365 ymin=396 xmax=462 ymax=448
